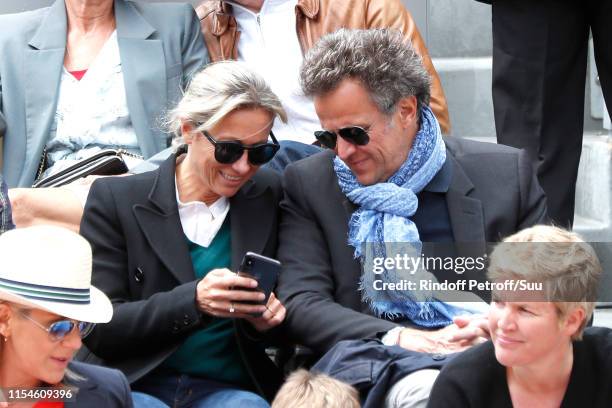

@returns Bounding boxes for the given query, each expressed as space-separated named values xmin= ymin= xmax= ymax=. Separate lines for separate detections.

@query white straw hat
xmin=0 ymin=225 xmax=112 ymax=323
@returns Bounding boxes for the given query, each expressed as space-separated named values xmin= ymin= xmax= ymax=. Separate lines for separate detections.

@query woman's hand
xmin=244 ymin=293 xmax=286 ymax=332
xmin=196 ymin=268 xmax=268 ymax=318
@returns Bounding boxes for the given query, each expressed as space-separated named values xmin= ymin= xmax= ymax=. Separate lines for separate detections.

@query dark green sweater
xmin=161 ymin=220 xmax=251 ymax=387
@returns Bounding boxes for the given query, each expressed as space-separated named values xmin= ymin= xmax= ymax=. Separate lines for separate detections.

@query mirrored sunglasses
xmin=202 ymin=130 xmax=280 ymax=166
xmin=17 ymin=309 xmax=95 ymax=342
xmin=314 ymin=126 xmax=370 ymax=149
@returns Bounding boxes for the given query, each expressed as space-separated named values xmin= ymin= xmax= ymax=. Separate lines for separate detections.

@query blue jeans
xmin=263 ymin=140 xmax=323 ymax=173
xmin=132 ymin=372 xmax=269 ymax=408
xmin=133 ymin=392 xmax=169 ymax=408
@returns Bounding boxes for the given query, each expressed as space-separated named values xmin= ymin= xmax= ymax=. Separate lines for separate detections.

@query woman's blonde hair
xmin=167 ymin=61 xmax=287 ymax=141
xmin=488 ymin=225 xmax=601 ymax=340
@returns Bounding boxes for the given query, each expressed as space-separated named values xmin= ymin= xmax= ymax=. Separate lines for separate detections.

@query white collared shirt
xmin=175 ymin=180 xmax=230 ymax=247
xmin=44 ymin=31 xmax=141 ymax=178
xmin=229 ymin=0 xmax=320 ymax=143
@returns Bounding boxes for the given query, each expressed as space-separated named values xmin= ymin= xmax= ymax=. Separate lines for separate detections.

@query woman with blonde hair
xmin=0 ymin=225 xmax=130 ymax=407
xmin=81 ymin=61 xmax=288 ymax=407
xmin=428 ymin=225 xmax=612 ymax=408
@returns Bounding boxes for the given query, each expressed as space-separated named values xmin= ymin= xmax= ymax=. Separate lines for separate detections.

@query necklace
xmin=64 ymin=20 xmax=116 ymax=71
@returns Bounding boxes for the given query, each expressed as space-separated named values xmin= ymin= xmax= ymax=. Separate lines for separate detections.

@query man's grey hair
xmin=300 ymin=28 xmax=431 ymax=116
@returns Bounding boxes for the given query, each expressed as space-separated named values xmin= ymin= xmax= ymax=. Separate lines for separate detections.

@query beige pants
xmin=384 ymin=369 xmax=440 ymax=408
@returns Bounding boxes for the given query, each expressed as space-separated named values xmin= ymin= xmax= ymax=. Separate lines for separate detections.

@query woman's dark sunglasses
xmin=202 ymin=130 xmax=280 ymax=166
xmin=314 ymin=126 xmax=370 ymax=149
xmin=17 ymin=309 xmax=95 ymax=342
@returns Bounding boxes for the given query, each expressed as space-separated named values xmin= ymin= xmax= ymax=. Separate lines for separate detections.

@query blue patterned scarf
xmin=334 ymin=107 xmax=467 ymax=327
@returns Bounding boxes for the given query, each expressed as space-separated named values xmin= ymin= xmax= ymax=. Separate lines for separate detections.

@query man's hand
xmin=397 ymin=316 xmax=489 ymax=354
xmin=448 ymin=315 xmax=490 ymax=346
xmin=398 ymin=325 xmax=471 ymax=354
xmin=244 ymin=292 xmax=286 ymax=332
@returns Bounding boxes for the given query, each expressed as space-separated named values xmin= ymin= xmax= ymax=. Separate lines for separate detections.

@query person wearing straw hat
xmin=0 ymin=225 xmax=132 ymax=408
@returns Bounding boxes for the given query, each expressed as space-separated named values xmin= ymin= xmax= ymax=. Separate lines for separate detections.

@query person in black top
xmin=428 ymin=225 xmax=612 ymax=408
xmin=81 ymin=62 xmax=288 ymax=406
xmin=428 ymin=327 xmax=612 ymax=408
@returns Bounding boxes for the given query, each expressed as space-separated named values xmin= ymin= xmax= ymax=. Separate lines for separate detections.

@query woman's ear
xmin=181 ymin=121 xmax=197 ymax=144
xmin=0 ymin=303 xmax=13 ymax=338
xmin=562 ymin=306 xmax=586 ymax=338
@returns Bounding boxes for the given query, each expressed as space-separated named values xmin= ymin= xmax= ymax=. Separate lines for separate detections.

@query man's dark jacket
xmin=80 ymin=153 xmax=284 ymax=401
xmin=276 ymin=137 xmax=547 ymax=355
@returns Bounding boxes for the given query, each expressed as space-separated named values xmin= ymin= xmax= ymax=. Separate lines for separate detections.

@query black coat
xmin=427 ymin=327 xmax=612 ymax=408
xmin=277 ymin=137 xmax=548 ymax=355
xmin=65 ymin=361 xmax=133 ymax=408
xmin=80 ymin=152 xmax=284 ymax=401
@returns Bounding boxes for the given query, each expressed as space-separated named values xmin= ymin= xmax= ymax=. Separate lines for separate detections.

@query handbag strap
xmin=117 ymin=149 xmax=143 ymax=160
xmin=34 ymin=146 xmax=48 ymax=184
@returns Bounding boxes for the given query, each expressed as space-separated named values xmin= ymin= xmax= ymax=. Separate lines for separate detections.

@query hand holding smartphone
xmin=237 ymin=252 xmax=281 ymax=315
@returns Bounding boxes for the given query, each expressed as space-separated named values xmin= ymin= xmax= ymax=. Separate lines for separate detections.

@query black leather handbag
xmin=32 ymin=149 xmax=134 ymax=188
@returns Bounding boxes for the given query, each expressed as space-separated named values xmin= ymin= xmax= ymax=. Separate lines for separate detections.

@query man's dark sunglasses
xmin=202 ymin=130 xmax=280 ymax=166
xmin=314 ymin=126 xmax=370 ymax=149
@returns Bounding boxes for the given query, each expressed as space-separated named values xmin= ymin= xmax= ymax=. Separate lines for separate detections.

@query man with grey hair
xmin=276 ymin=29 xmax=547 ymax=407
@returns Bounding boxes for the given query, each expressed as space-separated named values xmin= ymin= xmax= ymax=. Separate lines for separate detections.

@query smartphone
xmin=238 ymin=252 xmax=281 ymax=314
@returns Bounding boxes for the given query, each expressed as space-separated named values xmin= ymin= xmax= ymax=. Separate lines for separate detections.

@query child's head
xmin=272 ymin=369 xmax=360 ymax=408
